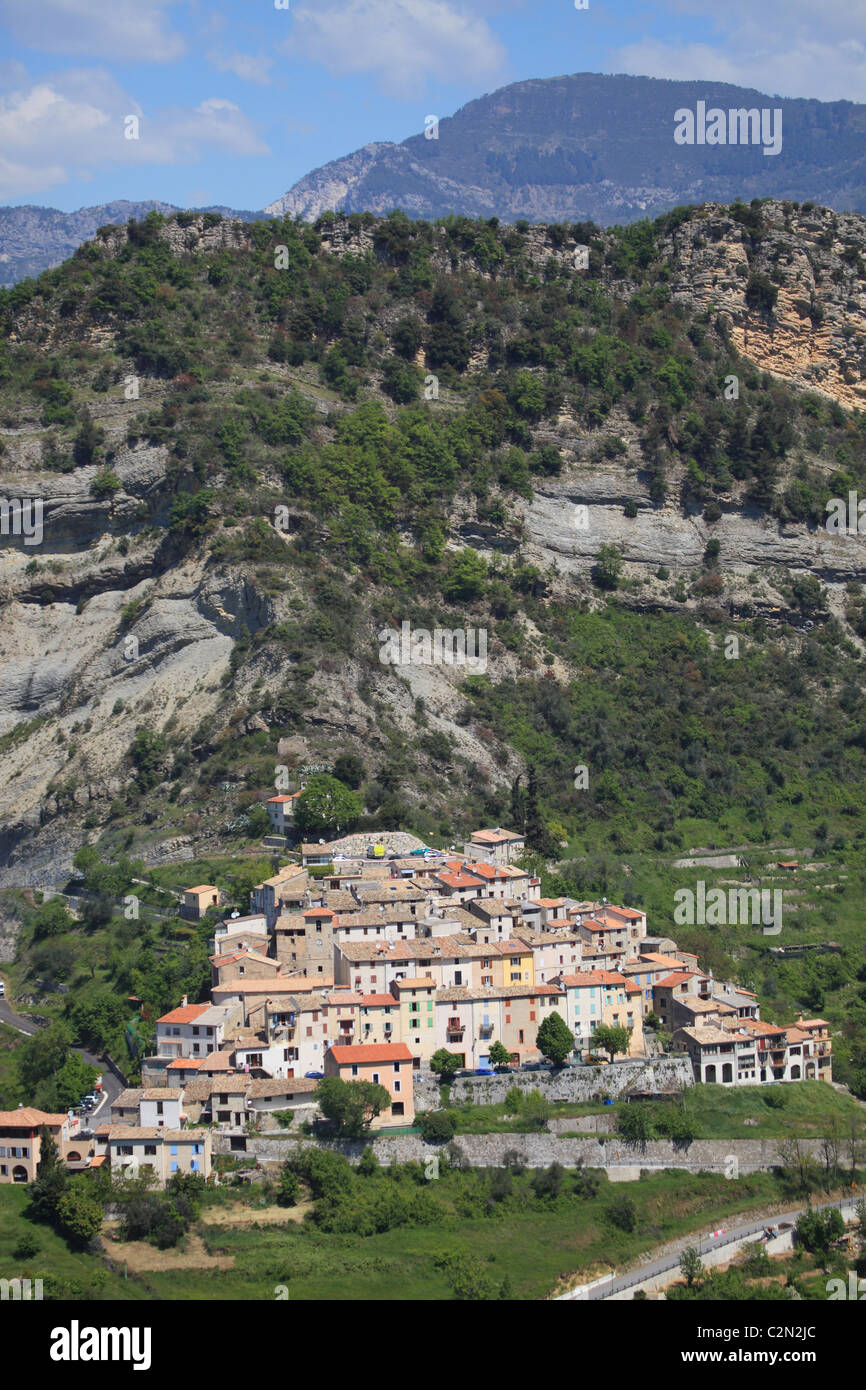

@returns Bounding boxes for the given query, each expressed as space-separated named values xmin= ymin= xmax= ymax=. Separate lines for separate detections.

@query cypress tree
xmin=28 ymin=1126 xmax=68 ymax=1224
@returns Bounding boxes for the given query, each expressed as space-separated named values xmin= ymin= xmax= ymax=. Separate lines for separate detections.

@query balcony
xmin=479 ymin=1022 xmax=494 ymax=1036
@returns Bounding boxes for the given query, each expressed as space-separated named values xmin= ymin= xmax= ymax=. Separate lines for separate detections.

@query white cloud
xmin=207 ymin=50 xmax=273 ymax=86
xmin=284 ymin=0 xmax=506 ymax=99
xmin=614 ymin=3 xmax=866 ymax=102
xmin=0 ymin=69 xmax=269 ymax=202
xmin=0 ymin=0 xmax=185 ymax=62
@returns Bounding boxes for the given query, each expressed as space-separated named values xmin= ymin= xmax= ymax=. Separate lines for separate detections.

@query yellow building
xmin=391 ymin=976 xmax=437 ymax=1069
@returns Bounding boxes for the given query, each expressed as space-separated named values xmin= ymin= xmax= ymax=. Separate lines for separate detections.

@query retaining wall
xmin=412 ymin=1057 xmax=694 ymax=1109
xmin=215 ymin=1132 xmax=828 ymax=1175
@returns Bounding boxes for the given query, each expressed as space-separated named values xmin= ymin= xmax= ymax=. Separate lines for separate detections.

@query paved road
xmin=561 ymin=1192 xmax=861 ymax=1300
xmin=0 ymin=994 xmax=123 ymax=1115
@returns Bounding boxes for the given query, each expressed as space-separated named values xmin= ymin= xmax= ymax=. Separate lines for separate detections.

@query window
xmin=171 ymin=1162 xmax=178 ymax=1173
xmin=191 ymin=1160 xmax=198 ymax=1171
xmin=144 ymin=1145 xmax=157 ymax=1156
xmin=372 ymin=1073 xmax=380 ymax=1085
xmin=394 ymin=1080 xmax=401 ymax=1093
xmin=192 ymin=1027 xmax=199 ymax=1036
xmin=170 ymin=1145 xmax=178 ymax=1156
xmin=351 ymin=1064 xmax=359 ymax=1077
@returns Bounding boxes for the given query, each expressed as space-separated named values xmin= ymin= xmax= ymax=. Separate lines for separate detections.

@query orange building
xmin=324 ymin=1042 xmax=414 ymax=1126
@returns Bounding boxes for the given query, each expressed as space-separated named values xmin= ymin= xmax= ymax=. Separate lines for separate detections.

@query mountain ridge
xmin=265 ymin=73 xmax=866 ymax=225
xmin=0 ymin=199 xmax=263 ymax=288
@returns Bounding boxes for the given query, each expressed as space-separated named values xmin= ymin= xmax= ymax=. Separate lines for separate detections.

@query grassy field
xmin=670 ymin=1081 xmax=866 ymax=1140
xmin=114 ymin=1168 xmax=789 ymax=1301
xmin=0 ymin=1184 xmax=149 ymax=1300
xmin=412 ymin=1081 xmax=866 ymax=1141
xmin=0 ymin=1142 xmax=857 ymax=1301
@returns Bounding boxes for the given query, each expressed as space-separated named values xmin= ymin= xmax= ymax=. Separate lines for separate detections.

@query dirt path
xmin=200 ymin=1201 xmax=313 ymax=1226
xmin=103 ymin=1230 xmax=235 ymax=1272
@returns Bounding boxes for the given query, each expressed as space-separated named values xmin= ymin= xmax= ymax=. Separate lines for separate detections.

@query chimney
xmin=181 ymin=994 xmax=188 ymax=1008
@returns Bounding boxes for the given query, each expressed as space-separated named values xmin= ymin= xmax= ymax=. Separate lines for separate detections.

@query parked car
xmin=304 ymin=1071 xmax=324 ymax=1080
xmin=0 ymin=980 xmax=5 ymax=996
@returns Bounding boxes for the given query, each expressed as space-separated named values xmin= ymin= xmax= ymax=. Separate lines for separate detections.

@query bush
xmin=417 ymin=1110 xmax=459 ymax=1143
xmin=91 ymin=468 xmax=121 ymax=501
xmin=503 ymin=1087 xmax=524 ymax=1116
xmin=358 ymin=1146 xmax=379 ymax=1176
xmin=31 ymin=898 xmax=74 ymax=939
xmin=605 ymin=1192 xmax=638 ymax=1233
xmin=531 ymin=1162 xmax=564 ymax=1200
xmin=277 ymin=1167 xmax=300 ymax=1207
xmin=13 ymin=1231 xmax=40 ymax=1260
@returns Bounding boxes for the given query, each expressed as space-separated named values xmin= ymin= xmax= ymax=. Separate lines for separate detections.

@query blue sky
xmin=0 ymin=0 xmax=863 ymax=212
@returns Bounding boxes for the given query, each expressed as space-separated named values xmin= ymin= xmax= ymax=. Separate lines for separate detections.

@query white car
xmin=0 ymin=981 xmax=5 ymax=996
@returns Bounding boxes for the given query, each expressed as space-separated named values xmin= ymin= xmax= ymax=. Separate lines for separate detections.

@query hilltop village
xmin=0 ymin=828 xmax=832 ymax=1187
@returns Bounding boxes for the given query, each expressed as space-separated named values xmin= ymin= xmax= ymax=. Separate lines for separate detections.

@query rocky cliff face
xmin=0 ymin=203 xmax=864 ymax=887
xmin=0 ymin=200 xmax=262 ymax=287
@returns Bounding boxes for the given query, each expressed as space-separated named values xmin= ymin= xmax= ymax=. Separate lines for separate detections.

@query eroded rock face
xmin=661 ymin=201 xmax=866 ymax=410
xmin=0 ymin=202 xmax=864 ymax=886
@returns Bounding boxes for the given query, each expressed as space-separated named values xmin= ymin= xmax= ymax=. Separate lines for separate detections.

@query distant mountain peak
xmin=266 ymin=72 xmax=866 ymax=227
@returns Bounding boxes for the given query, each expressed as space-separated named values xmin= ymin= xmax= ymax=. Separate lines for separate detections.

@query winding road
xmin=0 ymin=993 xmax=123 ymax=1116
xmin=559 ymin=1192 xmax=862 ymax=1300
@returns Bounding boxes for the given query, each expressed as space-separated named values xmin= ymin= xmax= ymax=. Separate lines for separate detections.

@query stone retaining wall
xmin=412 ymin=1057 xmax=694 ymax=1108
xmin=215 ymin=1131 xmax=826 ymax=1175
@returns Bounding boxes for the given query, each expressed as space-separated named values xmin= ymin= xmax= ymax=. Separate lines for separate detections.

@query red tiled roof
xmin=329 ymin=1043 xmax=413 ymax=1064
xmin=0 ymin=1108 xmax=68 ymax=1127
xmin=437 ymin=871 xmax=484 ymax=889
xmin=157 ymin=1004 xmax=210 ymax=1025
